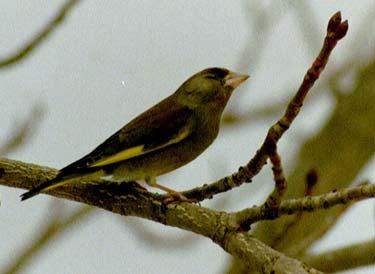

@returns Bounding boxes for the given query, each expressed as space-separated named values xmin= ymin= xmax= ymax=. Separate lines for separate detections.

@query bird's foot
xmin=145 ymin=178 xmax=197 ymax=204
xmin=163 ymin=191 xmax=197 ymax=204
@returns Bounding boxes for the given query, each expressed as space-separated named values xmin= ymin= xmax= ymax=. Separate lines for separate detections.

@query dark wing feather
xmin=59 ymin=95 xmax=194 ymax=176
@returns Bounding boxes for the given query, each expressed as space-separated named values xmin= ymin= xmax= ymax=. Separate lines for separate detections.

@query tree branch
xmin=0 ymin=158 xmax=326 ymax=274
xmin=1 ymin=158 xmax=372 ymax=273
xmin=233 ymin=182 xmax=375 ymax=225
xmin=224 ymin=233 xmax=324 ymax=274
xmin=265 ymin=144 xmax=287 ymax=209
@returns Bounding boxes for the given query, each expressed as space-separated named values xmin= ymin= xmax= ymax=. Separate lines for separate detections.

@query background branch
xmin=303 ymin=239 xmax=375 ymax=272
xmin=2 ymin=205 xmax=92 ymax=274
xmin=0 ymin=105 xmax=44 ymax=156
xmin=0 ymin=0 xmax=82 ymax=69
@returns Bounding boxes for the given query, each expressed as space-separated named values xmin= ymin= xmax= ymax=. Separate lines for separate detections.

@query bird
xmin=20 ymin=67 xmax=249 ymax=201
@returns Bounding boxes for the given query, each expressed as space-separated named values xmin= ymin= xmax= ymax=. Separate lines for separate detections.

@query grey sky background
xmin=1 ymin=1 xmax=374 ymax=273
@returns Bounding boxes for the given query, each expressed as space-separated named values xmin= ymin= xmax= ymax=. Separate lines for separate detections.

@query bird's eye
xmin=206 ymin=75 xmax=217 ymax=80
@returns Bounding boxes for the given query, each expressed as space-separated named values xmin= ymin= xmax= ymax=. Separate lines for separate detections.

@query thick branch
xmin=0 ymin=158 xmax=322 ymax=274
xmin=224 ymin=233 xmax=324 ymax=274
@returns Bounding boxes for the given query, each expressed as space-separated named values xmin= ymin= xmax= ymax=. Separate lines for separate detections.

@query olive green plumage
xmin=21 ymin=67 xmax=249 ymax=201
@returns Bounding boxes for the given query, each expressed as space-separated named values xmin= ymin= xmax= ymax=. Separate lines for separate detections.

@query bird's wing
xmin=59 ymin=96 xmax=194 ymax=175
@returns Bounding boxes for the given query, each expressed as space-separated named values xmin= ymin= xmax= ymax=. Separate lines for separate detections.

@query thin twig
xmin=262 ymin=169 xmax=320 ymax=248
xmin=238 ymin=145 xmax=288 ymax=230
xmin=266 ymin=144 xmax=287 ymax=208
xmin=182 ymin=11 xmax=348 ymax=202
xmin=234 ymin=182 xmax=374 ymax=225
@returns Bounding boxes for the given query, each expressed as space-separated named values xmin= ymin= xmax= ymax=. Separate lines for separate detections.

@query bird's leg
xmin=145 ymin=176 xmax=194 ymax=203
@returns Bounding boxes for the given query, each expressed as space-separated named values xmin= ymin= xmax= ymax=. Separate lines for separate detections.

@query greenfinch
xmin=21 ymin=67 xmax=249 ymax=201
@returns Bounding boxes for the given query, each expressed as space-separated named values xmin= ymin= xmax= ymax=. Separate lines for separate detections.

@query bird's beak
xmin=224 ymin=71 xmax=250 ymax=89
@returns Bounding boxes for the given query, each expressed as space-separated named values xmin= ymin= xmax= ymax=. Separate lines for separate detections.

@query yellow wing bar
xmin=90 ymin=127 xmax=190 ymax=167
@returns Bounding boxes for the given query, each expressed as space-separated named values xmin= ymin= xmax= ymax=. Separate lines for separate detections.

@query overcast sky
xmin=1 ymin=1 xmax=374 ymax=273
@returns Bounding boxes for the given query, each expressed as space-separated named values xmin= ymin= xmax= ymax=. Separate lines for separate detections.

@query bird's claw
xmin=163 ymin=192 xmax=198 ymax=204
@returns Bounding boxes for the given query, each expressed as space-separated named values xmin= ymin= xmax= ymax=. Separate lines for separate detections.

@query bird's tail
xmin=20 ymin=173 xmax=74 ymax=201
xmin=20 ymin=168 xmax=106 ymax=201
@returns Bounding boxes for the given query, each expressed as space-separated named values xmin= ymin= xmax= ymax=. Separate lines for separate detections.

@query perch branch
xmin=0 ymin=157 xmax=335 ymax=274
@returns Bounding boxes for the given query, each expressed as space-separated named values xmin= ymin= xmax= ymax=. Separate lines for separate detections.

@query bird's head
xmin=175 ymin=67 xmax=249 ymax=111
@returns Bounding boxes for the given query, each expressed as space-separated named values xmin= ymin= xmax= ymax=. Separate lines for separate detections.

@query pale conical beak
xmin=224 ymin=71 xmax=250 ymax=89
